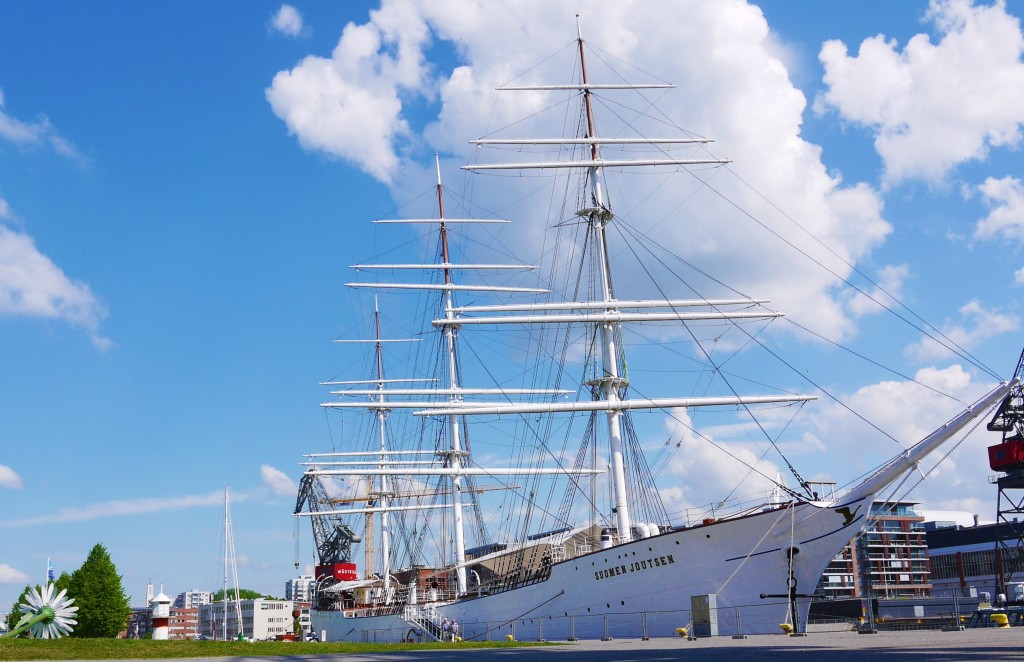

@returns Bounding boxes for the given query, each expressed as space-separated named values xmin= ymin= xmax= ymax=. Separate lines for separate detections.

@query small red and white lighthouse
xmin=150 ymin=590 xmax=173 ymax=640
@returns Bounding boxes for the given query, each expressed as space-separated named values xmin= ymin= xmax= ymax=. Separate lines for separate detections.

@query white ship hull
xmin=298 ymin=24 xmax=1018 ymax=646
xmin=313 ymin=496 xmax=870 ymax=642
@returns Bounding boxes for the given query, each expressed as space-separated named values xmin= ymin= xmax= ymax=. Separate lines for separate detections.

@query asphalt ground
xmin=65 ymin=628 xmax=1024 ymax=662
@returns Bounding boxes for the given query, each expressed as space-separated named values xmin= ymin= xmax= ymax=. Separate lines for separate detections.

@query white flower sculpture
xmin=6 ymin=583 xmax=78 ymax=639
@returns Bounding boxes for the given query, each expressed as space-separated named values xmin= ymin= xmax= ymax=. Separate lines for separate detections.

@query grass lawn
xmin=0 ymin=638 xmax=550 ymax=660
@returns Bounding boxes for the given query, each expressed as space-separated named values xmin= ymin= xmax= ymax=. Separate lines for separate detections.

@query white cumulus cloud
xmin=0 ymin=563 xmax=29 ymax=584
xmin=844 ymin=263 xmax=908 ymax=318
xmin=906 ymin=299 xmax=1020 ymax=361
xmin=266 ymin=1 xmax=431 ymax=183
xmin=0 ymin=213 xmax=110 ymax=350
xmin=266 ymin=0 xmax=896 ymax=342
xmin=0 ymin=465 xmax=23 ymax=489
xmin=261 ymin=464 xmax=297 ymax=496
xmin=660 ymin=409 xmax=786 ymax=520
xmin=816 ymin=0 xmax=1024 ymax=186
xmin=974 ymin=175 xmax=1024 ymax=241
xmin=270 ymin=4 xmax=305 ymax=38
xmin=799 ymin=364 xmax=1002 ymax=512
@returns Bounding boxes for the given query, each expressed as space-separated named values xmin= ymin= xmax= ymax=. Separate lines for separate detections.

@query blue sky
xmin=2 ymin=0 xmax=1024 ymax=611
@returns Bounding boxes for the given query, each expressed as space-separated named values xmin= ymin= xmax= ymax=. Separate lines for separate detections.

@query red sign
xmin=316 ymin=563 xmax=358 ymax=581
xmin=988 ymin=440 xmax=1024 ymax=472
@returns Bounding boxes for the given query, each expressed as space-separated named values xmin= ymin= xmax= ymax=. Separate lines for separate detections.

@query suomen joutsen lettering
xmin=594 ymin=554 xmax=675 ymax=581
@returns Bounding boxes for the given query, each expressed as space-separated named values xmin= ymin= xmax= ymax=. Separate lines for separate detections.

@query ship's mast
xmin=332 ymin=181 xmax=579 ymax=598
xmin=372 ymin=299 xmax=392 ymax=591
xmin=436 ymin=155 xmax=469 ymax=595
xmin=577 ymin=25 xmax=633 ymax=544
xmin=459 ymin=24 xmax=791 ymax=548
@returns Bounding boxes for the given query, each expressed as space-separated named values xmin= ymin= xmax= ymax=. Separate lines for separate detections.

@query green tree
xmin=4 ymin=584 xmax=38 ymax=634
xmin=211 ymin=588 xmax=265 ymax=601
xmin=68 ymin=544 xmax=130 ymax=638
xmin=53 ymin=571 xmax=73 ymax=598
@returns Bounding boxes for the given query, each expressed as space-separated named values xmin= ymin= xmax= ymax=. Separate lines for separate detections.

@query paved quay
xmin=90 ymin=628 xmax=1024 ymax=662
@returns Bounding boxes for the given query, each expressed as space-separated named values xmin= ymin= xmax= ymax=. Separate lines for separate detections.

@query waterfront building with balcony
xmin=858 ymin=501 xmax=932 ymax=598
xmin=814 ymin=500 xmax=932 ymax=599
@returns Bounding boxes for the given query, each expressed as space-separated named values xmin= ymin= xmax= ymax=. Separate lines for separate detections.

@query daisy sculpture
xmin=3 ymin=583 xmax=78 ymax=639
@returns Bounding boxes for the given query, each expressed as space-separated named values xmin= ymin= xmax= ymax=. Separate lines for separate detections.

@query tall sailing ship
xmin=294 ymin=26 xmax=1019 ymax=641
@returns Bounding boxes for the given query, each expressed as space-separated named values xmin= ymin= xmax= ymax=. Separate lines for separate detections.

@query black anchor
xmin=759 ymin=547 xmax=823 ymax=636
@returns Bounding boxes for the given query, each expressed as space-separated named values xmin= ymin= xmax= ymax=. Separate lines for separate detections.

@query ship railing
xmin=401 ymin=604 xmax=445 ymax=641
xmin=364 ymin=594 xmax=408 ymax=618
xmin=679 ymin=493 xmax=797 ymax=527
xmin=418 ymin=587 xmax=458 ymax=604
xmin=478 ymin=561 xmax=554 ymax=596
xmin=325 ymin=596 xmax=989 ymax=643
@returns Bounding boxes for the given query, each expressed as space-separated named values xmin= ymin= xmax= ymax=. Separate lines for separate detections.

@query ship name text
xmin=594 ymin=554 xmax=675 ymax=581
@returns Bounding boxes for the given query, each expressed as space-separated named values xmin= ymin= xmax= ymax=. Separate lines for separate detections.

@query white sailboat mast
xmin=577 ymin=27 xmax=633 ymax=544
xmin=436 ymin=156 xmax=469 ymax=594
xmin=222 ymin=486 xmax=242 ymax=640
xmin=222 ymin=487 xmax=228 ymax=641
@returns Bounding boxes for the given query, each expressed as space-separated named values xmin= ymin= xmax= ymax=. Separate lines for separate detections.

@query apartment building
xmin=174 ymin=590 xmax=212 ymax=609
xmin=815 ymin=500 xmax=932 ymax=598
xmin=285 ymin=575 xmax=315 ymax=603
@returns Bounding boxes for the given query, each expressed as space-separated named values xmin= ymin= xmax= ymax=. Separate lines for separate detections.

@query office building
xmin=926 ymin=519 xmax=1024 ymax=599
xmin=199 ymin=598 xmax=295 ymax=641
